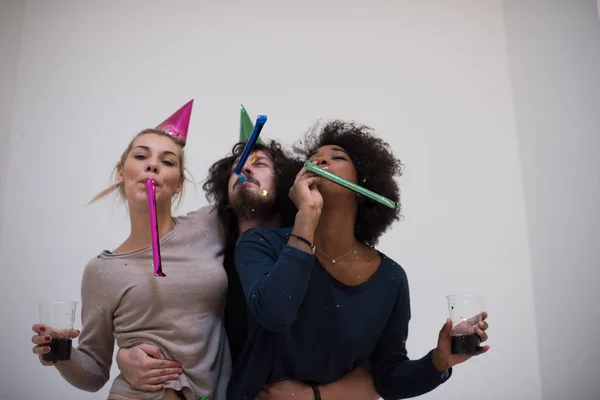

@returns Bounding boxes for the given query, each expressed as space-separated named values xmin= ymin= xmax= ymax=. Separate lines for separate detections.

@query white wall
xmin=0 ymin=1 xmax=544 ymax=399
xmin=503 ymin=1 xmax=600 ymax=398
xmin=0 ymin=0 xmax=25 ymax=247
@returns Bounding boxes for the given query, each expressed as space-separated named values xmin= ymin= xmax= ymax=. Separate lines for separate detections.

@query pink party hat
xmin=155 ymin=99 xmax=194 ymax=146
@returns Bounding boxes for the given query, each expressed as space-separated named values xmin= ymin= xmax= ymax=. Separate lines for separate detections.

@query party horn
xmin=234 ymin=115 xmax=268 ymax=182
xmin=146 ymin=179 xmax=166 ymax=277
xmin=303 ymin=161 xmax=397 ymax=209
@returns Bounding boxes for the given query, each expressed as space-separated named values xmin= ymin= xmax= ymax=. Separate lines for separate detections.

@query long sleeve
xmin=235 ymin=228 xmax=315 ymax=331
xmin=368 ymin=269 xmax=450 ymax=399
xmin=55 ymin=261 xmax=115 ymax=392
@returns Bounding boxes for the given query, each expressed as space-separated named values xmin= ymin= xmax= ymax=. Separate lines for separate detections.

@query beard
xmin=230 ymin=185 xmax=276 ymax=221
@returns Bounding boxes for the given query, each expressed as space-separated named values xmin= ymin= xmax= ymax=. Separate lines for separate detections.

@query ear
xmin=117 ymin=165 xmax=124 ymax=184
xmin=174 ymin=174 xmax=185 ymax=194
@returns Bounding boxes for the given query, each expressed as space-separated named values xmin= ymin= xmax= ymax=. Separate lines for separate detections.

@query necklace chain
xmin=316 ymin=245 xmax=355 ymax=264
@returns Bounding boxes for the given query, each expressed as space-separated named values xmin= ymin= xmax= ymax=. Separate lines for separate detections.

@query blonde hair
xmin=89 ymin=129 xmax=187 ymax=205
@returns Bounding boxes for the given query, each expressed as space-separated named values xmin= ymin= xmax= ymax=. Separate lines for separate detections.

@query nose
xmin=145 ymin=164 xmax=158 ymax=174
xmin=315 ymin=157 xmax=328 ymax=166
xmin=242 ymin=161 xmax=255 ymax=175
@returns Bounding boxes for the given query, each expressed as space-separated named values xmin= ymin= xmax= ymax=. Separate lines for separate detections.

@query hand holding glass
xmin=38 ymin=300 xmax=78 ymax=361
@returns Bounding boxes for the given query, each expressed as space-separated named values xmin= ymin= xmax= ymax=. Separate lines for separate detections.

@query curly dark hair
xmin=293 ymin=120 xmax=403 ymax=247
xmin=202 ymin=140 xmax=302 ymax=254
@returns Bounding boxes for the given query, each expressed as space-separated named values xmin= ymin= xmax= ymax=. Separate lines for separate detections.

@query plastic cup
xmin=38 ymin=300 xmax=78 ymax=361
xmin=446 ymin=294 xmax=485 ymax=355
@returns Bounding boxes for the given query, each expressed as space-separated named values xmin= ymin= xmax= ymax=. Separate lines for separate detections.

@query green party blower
xmin=303 ymin=161 xmax=397 ymax=209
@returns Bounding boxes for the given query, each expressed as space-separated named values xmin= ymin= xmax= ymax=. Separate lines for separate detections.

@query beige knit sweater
xmin=55 ymin=206 xmax=230 ymax=400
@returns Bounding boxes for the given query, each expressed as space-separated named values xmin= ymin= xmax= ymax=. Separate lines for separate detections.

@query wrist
xmin=309 ymin=383 xmax=322 ymax=400
xmin=293 ymin=209 xmax=319 ymax=240
xmin=432 ymin=348 xmax=450 ymax=373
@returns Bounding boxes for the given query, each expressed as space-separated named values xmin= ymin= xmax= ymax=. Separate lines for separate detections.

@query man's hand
xmin=257 ymin=380 xmax=313 ymax=400
xmin=116 ymin=344 xmax=182 ymax=391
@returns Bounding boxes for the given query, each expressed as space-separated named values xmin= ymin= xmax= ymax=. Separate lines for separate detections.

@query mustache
xmin=234 ymin=176 xmax=259 ymax=187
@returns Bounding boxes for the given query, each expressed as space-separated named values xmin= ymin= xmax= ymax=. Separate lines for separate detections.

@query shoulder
xmin=81 ymin=253 xmax=115 ymax=284
xmin=177 ymin=205 xmax=221 ymax=228
xmin=176 ymin=205 xmax=225 ymax=246
xmin=378 ymin=252 xmax=409 ymax=287
xmin=237 ymin=226 xmax=292 ymax=246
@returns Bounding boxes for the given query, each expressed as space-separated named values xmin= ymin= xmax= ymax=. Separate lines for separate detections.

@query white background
xmin=1 ymin=1 xmax=599 ymax=399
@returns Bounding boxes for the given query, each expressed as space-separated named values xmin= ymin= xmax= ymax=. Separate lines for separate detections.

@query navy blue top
xmin=228 ymin=227 xmax=450 ymax=400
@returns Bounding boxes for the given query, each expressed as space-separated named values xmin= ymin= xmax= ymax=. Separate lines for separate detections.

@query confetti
xmin=362 ymin=178 xmax=367 ymax=183
xmin=262 ymin=189 xmax=268 ymax=196
xmin=336 ymin=304 xmax=340 ymax=308
xmin=250 ymin=152 xmax=258 ymax=165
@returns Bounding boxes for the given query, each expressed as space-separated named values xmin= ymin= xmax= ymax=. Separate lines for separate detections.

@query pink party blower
xmin=146 ymin=179 xmax=165 ymax=277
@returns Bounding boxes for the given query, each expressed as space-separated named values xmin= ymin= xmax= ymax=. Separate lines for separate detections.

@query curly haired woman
xmin=229 ymin=120 xmax=490 ymax=400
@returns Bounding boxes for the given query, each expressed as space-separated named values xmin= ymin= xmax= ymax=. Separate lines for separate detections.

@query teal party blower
xmin=303 ymin=161 xmax=397 ymax=209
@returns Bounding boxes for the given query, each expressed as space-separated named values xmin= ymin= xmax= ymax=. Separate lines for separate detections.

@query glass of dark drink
xmin=446 ymin=294 xmax=485 ymax=355
xmin=38 ymin=300 xmax=78 ymax=362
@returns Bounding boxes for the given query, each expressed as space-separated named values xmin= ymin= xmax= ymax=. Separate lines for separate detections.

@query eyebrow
xmin=309 ymin=147 xmax=350 ymax=158
xmin=133 ymin=145 xmax=178 ymax=157
xmin=331 ymin=147 xmax=349 ymax=155
xmin=233 ymin=154 xmax=274 ymax=165
xmin=253 ymin=155 xmax=273 ymax=164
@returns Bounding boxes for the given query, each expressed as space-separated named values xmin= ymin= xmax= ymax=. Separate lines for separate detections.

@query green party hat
xmin=240 ymin=104 xmax=264 ymax=144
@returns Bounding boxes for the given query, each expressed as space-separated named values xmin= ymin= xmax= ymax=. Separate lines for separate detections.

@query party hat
xmin=240 ymin=104 xmax=264 ymax=144
xmin=155 ymin=99 xmax=194 ymax=146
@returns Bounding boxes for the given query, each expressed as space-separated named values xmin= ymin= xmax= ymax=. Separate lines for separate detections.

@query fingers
xmin=140 ymin=371 xmax=181 ymax=384
xmin=477 ymin=345 xmax=491 ymax=355
xmin=32 ymin=324 xmax=49 ymax=334
xmin=476 ymin=327 xmax=488 ymax=342
xmin=465 ymin=313 xmax=484 ymax=326
xmin=154 ymin=359 xmax=181 ymax=369
xmin=138 ymin=343 xmax=165 ymax=360
xmin=141 ymin=366 xmax=183 ymax=379
xmin=32 ymin=333 xmax=52 ymax=358
xmin=476 ymin=318 xmax=489 ymax=342
xmin=141 ymin=358 xmax=181 ymax=370
xmin=33 ymin=344 xmax=50 ymax=355
xmin=303 ymin=177 xmax=322 ymax=188
xmin=438 ymin=318 xmax=452 ymax=340
xmin=295 ymin=172 xmax=320 ymax=187
xmin=294 ymin=166 xmax=310 ymax=183
xmin=32 ymin=334 xmax=52 ymax=346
